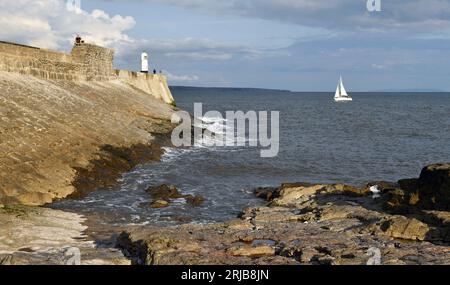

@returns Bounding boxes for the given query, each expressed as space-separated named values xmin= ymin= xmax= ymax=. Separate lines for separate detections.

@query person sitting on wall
xmin=153 ymin=69 xmax=157 ymax=74
xmin=75 ymin=35 xmax=82 ymax=46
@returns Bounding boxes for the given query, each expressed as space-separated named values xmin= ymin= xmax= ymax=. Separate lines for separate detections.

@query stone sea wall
xmin=0 ymin=41 xmax=174 ymax=103
xmin=0 ymin=41 xmax=85 ymax=81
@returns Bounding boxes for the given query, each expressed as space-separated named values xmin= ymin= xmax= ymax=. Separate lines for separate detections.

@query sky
xmin=1 ymin=0 xmax=450 ymax=91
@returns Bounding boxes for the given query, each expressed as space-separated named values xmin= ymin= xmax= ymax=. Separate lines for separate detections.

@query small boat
xmin=334 ymin=76 xmax=353 ymax=102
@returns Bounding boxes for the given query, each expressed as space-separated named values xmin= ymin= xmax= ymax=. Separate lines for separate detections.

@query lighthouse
xmin=141 ymin=52 xmax=149 ymax=73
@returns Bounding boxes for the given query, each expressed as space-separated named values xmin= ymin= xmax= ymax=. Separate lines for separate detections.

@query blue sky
xmin=1 ymin=0 xmax=450 ymax=91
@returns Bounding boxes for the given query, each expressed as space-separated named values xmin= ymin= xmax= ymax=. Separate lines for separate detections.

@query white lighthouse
xmin=141 ymin=52 xmax=149 ymax=73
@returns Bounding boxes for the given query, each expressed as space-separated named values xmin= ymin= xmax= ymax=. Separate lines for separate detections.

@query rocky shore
xmin=117 ymin=163 xmax=450 ymax=265
xmin=1 ymin=163 xmax=449 ymax=265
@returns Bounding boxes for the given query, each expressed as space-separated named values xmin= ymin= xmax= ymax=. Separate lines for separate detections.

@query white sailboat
xmin=334 ymin=76 xmax=352 ymax=102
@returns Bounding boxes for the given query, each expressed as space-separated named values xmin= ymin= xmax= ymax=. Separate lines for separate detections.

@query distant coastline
xmin=171 ymin=86 xmax=292 ymax=93
xmin=171 ymin=86 xmax=449 ymax=94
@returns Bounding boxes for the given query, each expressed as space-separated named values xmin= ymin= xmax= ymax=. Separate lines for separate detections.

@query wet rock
xmin=139 ymin=200 xmax=170 ymax=209
xmin=324 ymin=184 xmax=371 ymax=197
xmin=144 ymin=185 xmax=205 ymax=208
xmin=150 ymin=200 xmax=170 ymax=209
xmin=270 ymin=184 xmax=325 ymax=207
xmin=185 ymin=195 xmax=205 ymax=207
xmin=146 ymin=184 xmax=184 ymax=201
xmin=169 ymin=216 xmax=193 ymax=223
xmin=254 ymin=187 xmax=278 ymax=201
xmin=390 ymin=164 xmax=450 ymax=211
xmin=417 ymin=163 xmax=450 ymax=210
xmin=398 ymin=178 xmax=419 ymax=192
xmin=383 ymin=188 xmax=420 ymax=214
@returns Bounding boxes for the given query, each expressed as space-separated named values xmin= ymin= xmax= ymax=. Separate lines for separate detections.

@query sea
xmin=51 ymin=88 xmax=450 ymax=227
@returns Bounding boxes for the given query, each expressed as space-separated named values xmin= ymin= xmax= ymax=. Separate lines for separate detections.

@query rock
xmin=388 ymin=164 xmax=450 ymax=211
xmin=324 ymin=184 xmax=371 ymax=197
xmin=281 ymin=182 xmax=314 ymax=188
xmin=226 ymin=245 xmax=275 ymax=257
xmin=150 ymin=200 xmax=170 ymax=209
xmin=398 ymin=178 xmax=419 ymax=192
xmin=146 ymin=185 xmax=205 ymax=207
xmin=417 ymin=163 xmax=450 ymax=209
xmin=254 ymin=187 xmax=278 ymax=201
xmin=224 ymin=220 xmax=254 ymax=231
xmin=185 ymin=195 xmax=205 ymax=206
xmin=145 ymin=185 xmax=205 ymax=208
xmin=146 ymin=184 xmax=184 ymax=201
xmin=383 ymin=188 xmax=420 ymax=214
xmin=139 ymin=200 xmax=170 ymax=209
xmin=270 ymin=184 xmax=325 ymax=207
xmin=0 ymin=207 xmax=130 ymax=265
xmin=420 ymin=211 xmax=450 ymax=242
xmin=380 ymin=216 xmax=430 ymax=241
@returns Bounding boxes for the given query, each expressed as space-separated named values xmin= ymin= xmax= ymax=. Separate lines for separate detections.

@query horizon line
xmin=170 ymin=85 xmax=450 ymax=93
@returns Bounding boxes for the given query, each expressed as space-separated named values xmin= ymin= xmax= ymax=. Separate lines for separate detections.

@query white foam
xmin=161 ymin=147 xmax=194 ymax=162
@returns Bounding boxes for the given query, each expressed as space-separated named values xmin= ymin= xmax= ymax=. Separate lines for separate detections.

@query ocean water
xmin=52 ymin=89 xmax=450 ymax=227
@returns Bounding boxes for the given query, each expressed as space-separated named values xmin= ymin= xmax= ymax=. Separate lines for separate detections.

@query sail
xmin=339 ymin=77 xmax=348 ymax=97
xmin=334 ymin=84 xmax=340 ymax=98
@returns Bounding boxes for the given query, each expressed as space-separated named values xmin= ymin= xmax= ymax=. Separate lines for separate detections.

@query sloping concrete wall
xmin=115 ymin=70 xmax=176 ymax=105
xmin=0 ymin=71 xmax=175 ymax=206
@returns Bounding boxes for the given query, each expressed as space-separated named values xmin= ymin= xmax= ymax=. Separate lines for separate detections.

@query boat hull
xmin=334 ymin=97 xmax=353 ymax=102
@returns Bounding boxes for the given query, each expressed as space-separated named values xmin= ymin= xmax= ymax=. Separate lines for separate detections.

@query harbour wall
xmin=0 ymin=41 xmax=174 ymax=104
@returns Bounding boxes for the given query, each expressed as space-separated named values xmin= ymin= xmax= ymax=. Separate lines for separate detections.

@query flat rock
xmin=226 ymin=245 xmax=275 ymax=257
xmin=0 ymin=206 xmax=130 ymax=265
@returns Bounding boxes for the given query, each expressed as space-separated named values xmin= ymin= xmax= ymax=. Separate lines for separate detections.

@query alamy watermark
xmin=63 ymin=247 xmax=81 ymax=265
xmin=367 ymin=0 xmax=382 ymax=12
xmin=171 ymin=103 xmax=280 ymax=158
xmin=66 ymin=0 xmax=82 ymax=14
xmin=366 ymin=247 xmax=381 ymax=265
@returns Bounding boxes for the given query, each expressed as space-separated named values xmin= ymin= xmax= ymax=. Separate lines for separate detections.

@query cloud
xmin=0 ymin=1 xmax=275 ymax=63
xmin=135 ymin=0 xmax=450 ymax=36
xmin=164 ymin=70 xmax=199 ymax=82
xmin=113 ymin=37 xmax=279 ymax=69
xmin=0 ymin=0 xmax=135 ymax=50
